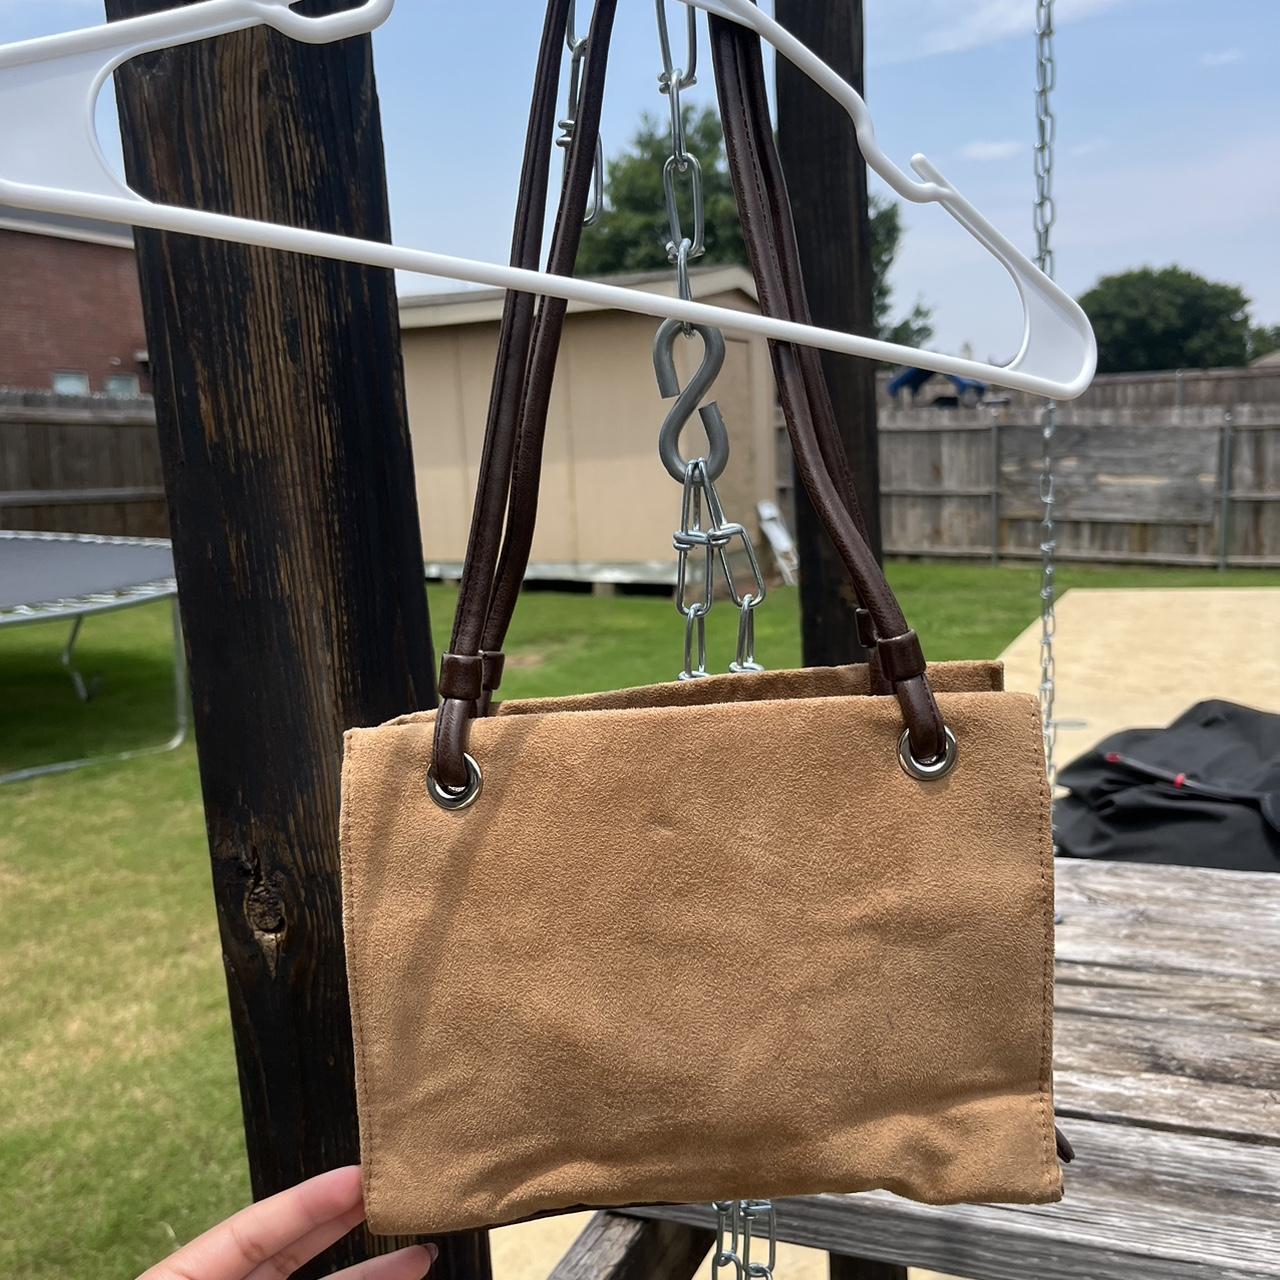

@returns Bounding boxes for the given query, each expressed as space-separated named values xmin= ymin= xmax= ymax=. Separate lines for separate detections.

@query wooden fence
xmin=876 ymin=362 xmax=1280 ymax=416
xmin=6 ymin=387 xmax=1280 ymax=568
xmin=0 ymin=390 xmax=167 ymax=537
xmin=780 ymin=403 xmax=1279 ymax=567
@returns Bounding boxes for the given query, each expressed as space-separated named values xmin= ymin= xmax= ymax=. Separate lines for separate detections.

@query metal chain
xmin=656 ymin=0 xmax=706 ymax=320
xmin=654 ymin=1 xmax=767 ymax=683
xmin=1034 ymin=0 xmax=1059 ymax=788
xmin=558 ymin=2 xmax=604 ymax=225
xmin=713 ymin=1199 xmax=777 ymax=1280
xmin=672 ymin=459 xmax=766 ymax=679
xmin=653 ymin=13 xmax=774 ymax=1266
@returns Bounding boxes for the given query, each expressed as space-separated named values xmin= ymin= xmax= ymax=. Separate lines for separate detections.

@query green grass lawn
xmin=2 ymin=561 xmax=1277 ymax=1278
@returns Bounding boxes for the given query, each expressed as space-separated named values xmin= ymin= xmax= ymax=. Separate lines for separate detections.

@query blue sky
xmin=5 ymin=1 xmax=1278 ymax=359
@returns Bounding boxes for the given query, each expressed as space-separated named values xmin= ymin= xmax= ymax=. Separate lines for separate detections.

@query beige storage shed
xmin=399 ymin=266 xmax=778 ymax=583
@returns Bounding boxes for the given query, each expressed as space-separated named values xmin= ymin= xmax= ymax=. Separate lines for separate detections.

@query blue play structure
xmin=888 ymin=366 xmax=989 ymax=404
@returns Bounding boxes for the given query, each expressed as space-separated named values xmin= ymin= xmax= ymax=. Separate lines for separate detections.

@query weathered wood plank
xmin=1050 ymin=861 xmax=1280 ymax=1143
xmin=626 ymin=1118 xmax=1280 ymax=1280
xmin=0 ymin=486 xmax=165 ymax=507
xmin=105 ymin=2 xmax=474 ymax=1277
xmin=1055 ymin=988 xmax=1280 ymax=1142
xmin=1055 ymin=860 xmax=1280 ymax=980
xmin=548 ymin=1212 xmax=713 ymax=1280
xmin=1000 ymin=423 xmax=1221 ymax=522
xmin=0 ymin=394 xmax=168 ymax=535
xmin=858 ymin=411 xmax=1279 ymax=563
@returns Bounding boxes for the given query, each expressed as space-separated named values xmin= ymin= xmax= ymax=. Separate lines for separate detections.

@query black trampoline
xmin=0 ymin=530 xmax=188 ymax=784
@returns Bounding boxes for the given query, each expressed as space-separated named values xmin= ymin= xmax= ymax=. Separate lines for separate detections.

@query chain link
xmin=1034 ymin=0 xmax=1059 ymax=788
xmin=656 ymin=0 xmax=706 ymax=273
xmin=653 ymin=1 xmax=767 ymax=688
xmin=672 ymin=460 xmax=766 ymax=679
xmin=712 ymin=1199 xmax=777 ymax=1280
xmin=654 ymin=18 xmax=774 ymax=1263
xmin=557 ymin=1 xmax=604 ymax=226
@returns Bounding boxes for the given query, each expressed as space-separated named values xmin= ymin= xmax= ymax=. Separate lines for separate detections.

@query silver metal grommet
xmin=426 ymin=753 xmax=483 ymax=811
xmin=898 ymin=726 xmax=959 ymax=781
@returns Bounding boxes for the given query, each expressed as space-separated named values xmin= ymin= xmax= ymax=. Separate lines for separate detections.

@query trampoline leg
xmin=168 ymin=600 xmax=190 ymax=751
xmin=0 ymin=598 xmax=190 ymax=786
xmin=60 ymin=617 xmax=100 ymax=702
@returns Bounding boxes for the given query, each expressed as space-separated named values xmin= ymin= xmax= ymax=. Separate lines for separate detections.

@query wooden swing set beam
xmin=777 ymin=0 xmax=883 ymax=670
xmin=104 ymin=1 xmax=474 ymax=1275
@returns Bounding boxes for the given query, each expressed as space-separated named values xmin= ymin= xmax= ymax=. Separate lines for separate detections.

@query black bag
xmin=1054 ymin=700 xmax=1280 ymax=872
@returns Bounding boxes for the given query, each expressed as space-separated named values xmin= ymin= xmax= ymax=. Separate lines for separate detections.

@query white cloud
xmin=1201 ymin=49 xmax=1243 ymax=68
xmin=960 ymin=139 xmax=1023 ymax=162
xmin=869 ymin=0 xmax=1130 ymax=65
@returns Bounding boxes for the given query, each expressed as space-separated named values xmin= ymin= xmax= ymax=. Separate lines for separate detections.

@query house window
xmin=52 ymin=370 xmax=91 ymax=396
xmin=105 ymin=374 xmax=141 ymax=398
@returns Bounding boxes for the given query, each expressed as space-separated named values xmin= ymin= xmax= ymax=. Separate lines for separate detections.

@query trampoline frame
xmin=1 ymin=531 xmax=189 ymax=785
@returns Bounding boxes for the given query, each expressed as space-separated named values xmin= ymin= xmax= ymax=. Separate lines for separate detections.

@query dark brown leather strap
xmin=471 ymin=14 xmax=894 ymax=701
xmin=441 ymin=0 xmax=567 ymax=667
xmin=433 ymin=0 xmax=617 ymax=788
xmin=474 ymin=25 xmax=881 ymax=677
xmin=434 ymin=0 xmax=945 ymax=783
xmin=717 ymin=21 xmax=890 ymax=696
xmin=709 ymin=13 xmax=944 ymax=760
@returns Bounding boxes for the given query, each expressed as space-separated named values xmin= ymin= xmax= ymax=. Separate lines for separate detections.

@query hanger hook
xmin=653 ymin=317 xmax=731 ymax=482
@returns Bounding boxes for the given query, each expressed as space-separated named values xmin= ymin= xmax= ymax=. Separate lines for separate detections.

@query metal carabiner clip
xmin=652 ymin=317 xmax=732 ymax=483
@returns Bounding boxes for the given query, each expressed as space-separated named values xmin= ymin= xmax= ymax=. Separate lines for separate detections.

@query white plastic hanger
xmin=0 ymin=0 xmax=1096 ymax=399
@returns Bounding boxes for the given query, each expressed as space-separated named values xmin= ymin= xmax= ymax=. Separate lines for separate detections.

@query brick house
xmin=0 ymin=204 xmax=149 ymax=396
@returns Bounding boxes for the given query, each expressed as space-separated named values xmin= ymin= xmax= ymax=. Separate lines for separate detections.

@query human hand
xmin=138 ymin=1165 xmax=435 ymax=1280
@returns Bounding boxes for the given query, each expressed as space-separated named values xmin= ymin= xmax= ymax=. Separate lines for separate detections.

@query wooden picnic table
xmin=609 ymin=859 xmax=1280 ymax=1280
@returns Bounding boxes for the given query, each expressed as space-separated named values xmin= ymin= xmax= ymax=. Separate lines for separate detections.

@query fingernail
xmin=427 ymin=1242 xmax=440 ymax=1262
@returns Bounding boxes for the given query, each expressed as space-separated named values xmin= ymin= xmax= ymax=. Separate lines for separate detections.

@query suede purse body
xmin=340 ymin=662 xmax=1062 ymax=1235
xmin=338 ymin=0 xmax=1065 ymax=1237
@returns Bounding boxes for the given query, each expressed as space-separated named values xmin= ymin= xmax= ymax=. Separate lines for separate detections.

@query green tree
xmin=869 ymin=197 xmax=934 ymax=348
xmin=576 ymin=107 xmax=932 ymax=346
xmin=1078 ymin=266 xmax=1253 ymax=373
xmin=1248 ymin=323 xmax=1280 ymax=363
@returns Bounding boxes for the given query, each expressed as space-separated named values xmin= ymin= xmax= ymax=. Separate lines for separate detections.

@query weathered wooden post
xmin=105 ymin=3 xmax=489 ymax=1276
xmin=776 ymin=0 xmax=883 ymax=667
xmin=776 ymin=7 xmax=908 ymax=1276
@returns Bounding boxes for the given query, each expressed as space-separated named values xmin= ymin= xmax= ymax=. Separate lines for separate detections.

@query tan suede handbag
xmin=340 ymin=0 xmax=1065 ymax=1237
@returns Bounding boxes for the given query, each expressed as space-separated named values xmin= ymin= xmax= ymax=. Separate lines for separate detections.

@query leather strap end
xmin=431 ymin=697 xmax=475 ymax=791
xmin=1055 ymin=1123 xmax=1076 ymax=1163
xmin=481 ymin=650 xmax=507 ymax=693
xmin=876 ymin=630 xmax=926 ymax=685
xmin=438 ymin=653 xmax=484 ymax=702
xmin=897 ymin=674 xmax=947 ymax=766
xmin=854 ymin=608 xmax=878 ymax=650
xmin=867 ymin=649 xmax=893 ymax=696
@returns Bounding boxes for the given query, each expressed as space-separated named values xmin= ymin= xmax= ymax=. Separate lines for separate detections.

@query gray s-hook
xmin=653 ymin=317 xmax=732 ymax=482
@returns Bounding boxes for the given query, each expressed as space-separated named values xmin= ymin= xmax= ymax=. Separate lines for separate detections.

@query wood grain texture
xmin=775 ymin=0 xmax=880 ymax=666
xmin=997 ymin=423 xmax=1220 ymax=523
xmin=627 ymin=1120 xmax=1280 ymax=1280
xmin=779 ymin=409 xmax=1280 ymax=565
xmin=626 ymin=861 xmax=1280 ymax=1280
xmin=0 ymin=395 xmax=167 ymax=535
xmin=102 ymin=3 xmax=483 ymax=1276
xmin=548 ymin=1213 xmax=713 ymax=1280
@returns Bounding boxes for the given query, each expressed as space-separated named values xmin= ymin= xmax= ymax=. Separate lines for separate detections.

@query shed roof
xmin=398 ymin=264 xmax=759 ymax=330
